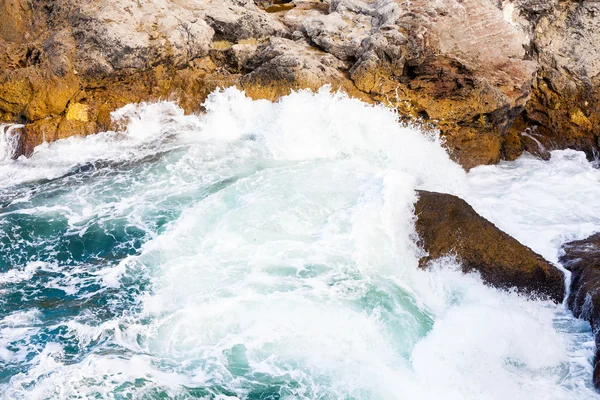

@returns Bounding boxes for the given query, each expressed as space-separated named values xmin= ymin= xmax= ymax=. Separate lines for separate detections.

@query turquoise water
xmin=0 ymin=89 xmax=599 ymax=399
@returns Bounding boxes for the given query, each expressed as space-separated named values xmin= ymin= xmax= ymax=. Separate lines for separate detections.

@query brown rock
xmin=507 ymin=0 xmax=600 ymax=161
xmin=501 ymin=117 xmax=551 ymax=161
xmin=415 ymin=190 xmax=565 ymax=303
xmin=22 ymin=117 xmax=61 ymax=153
xmin=0 ymin=0 xmax=34 ymax=43
xmin=559 ymin=233 xmax=600 ymax=388
xmin=0 ymin=76 xmax=33 ymax=115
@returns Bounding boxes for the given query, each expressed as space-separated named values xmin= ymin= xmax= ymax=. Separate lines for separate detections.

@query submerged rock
xmin=560 ymin=233 xmax=600 ymax=388
xmin=414 ymin=190 xmax=565 ymax=303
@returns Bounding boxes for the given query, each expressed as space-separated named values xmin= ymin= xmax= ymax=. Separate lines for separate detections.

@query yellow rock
xmin=24 ymin=75 xmax=80 ymax=121
xmin=0 ymin=78 xmax=33 ymax=114
xmin=212 ymin=40 xmax=233 ymax=51
xmin=65 ymin=103 xmax=89 ymax=122
xmin=237 ymin=38 xmax=259 ymax=46
xmin=570 ymin=108 xmax=592 ymax=130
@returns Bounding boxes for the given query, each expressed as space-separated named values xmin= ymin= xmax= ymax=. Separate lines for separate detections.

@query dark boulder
xmin=414 ymin=190 xmax=565 ymax=303
xmin=560 ymin=233 xmax=600 ymax=388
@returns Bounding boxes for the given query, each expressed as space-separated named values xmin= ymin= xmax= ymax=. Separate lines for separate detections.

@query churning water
xmin=0 ymin=88 xmax=599 ymax=399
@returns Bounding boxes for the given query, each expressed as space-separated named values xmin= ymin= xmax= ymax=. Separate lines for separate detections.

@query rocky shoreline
xmin=0 ymin=0 xmax=599 ymax=169
xmin=2 ymin=0 xmax=600 ymax=391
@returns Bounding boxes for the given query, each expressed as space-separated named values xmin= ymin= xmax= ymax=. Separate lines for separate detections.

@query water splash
xmin=591 ymin=148 xmax=600 ymax=169
xmin=465 ymin=150 xmax=600 ymax=264
xmin=519 ymin=126 xmax=550 ymax=158
xmin=0 ymin=124 xmax=24 ymax=161
xmin=0 ymin=88 xmax=597 ymax=399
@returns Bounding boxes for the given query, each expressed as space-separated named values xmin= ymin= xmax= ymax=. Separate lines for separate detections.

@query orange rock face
xmin=512 ymin=1 xmax=600 ymax=160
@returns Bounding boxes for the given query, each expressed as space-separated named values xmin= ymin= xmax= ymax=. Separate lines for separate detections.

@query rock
xmin=298 ymin=0 xmax=538 ymax=169
xmin=238 ymin=37 xmax=368 ymax=101
xmin=504 ymin=0 xmax=600 ymax=162
xmin=229 ymin=42 xmax=260 ymax=72
xmin=302 ymin=5 xmax=372 ymax=61
xmin=0 ymin=0 xmax=35 ymax=44
xmin=529 ymin=1 xmax=600 ymax=157
xmin=281 ymin=1 xmax=330 ymax=33
xmin=0 ymin=0 xmax=296 ymax=155
xmin=1 ymin=0 xmax=600 ymax=170
xmin=203 ymin=0 xmax=289 ymax=42
xmin=559 ymin=233 xmax=600 ymax=388
xmin=415 ymin=190 xmax=565 ymax=303
xmin=72 ymin=0 xmax=215 ymax=76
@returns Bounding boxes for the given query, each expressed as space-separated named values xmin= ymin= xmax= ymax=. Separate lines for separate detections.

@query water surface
xmin=0 ymin=88 xmax=599 ymax=399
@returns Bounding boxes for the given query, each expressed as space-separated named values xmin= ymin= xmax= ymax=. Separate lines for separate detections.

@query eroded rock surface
xmin=0 ymin=0 xmax=599 ymax=169
xmin=415 ymin=190 xmax=565 ymax=303
xmin=239 ymin=37 xmax=368 ymax=101
xmin=560 ymin=233 xmax=600 ymax=388
xmin=513 ymin=1 xmax=600 ymax=160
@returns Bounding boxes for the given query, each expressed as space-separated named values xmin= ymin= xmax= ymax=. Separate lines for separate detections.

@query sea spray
xmin=0 ymin=124 xmax=23 ymax=161
xmin=465 ymin=150 xmax=600 ymax=264
xmin=0 ymin=88 xmax=598 ymax=399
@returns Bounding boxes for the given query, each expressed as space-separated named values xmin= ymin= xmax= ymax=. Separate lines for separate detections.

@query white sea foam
xmin=0 ymin=310 xmax=42 ymax=364
xmin=465 ymin=150 xmax=600 ymax=264
xmin=0 ymin=261 xmax=45 ymax=285
xmin=0 ymin=88 xmax=598 ymax=399
xmin=0 ymin=124 xmax=24 ymax=161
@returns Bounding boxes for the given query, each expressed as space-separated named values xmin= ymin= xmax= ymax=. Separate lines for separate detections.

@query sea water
xmin=0 ymin=88 xmax=599 ymax=399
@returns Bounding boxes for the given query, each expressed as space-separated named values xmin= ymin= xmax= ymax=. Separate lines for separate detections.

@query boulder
xmin=202 ymin=0 xmax=289 ymax=42
xmin=560 ymin=233 xmax=600 ymax=388
xmin=414 ymin=190 xmax=565 ymax=303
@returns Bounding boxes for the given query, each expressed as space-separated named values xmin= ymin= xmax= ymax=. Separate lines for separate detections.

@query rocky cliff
xmin=0 ymin=0 xmax=598 ymax=169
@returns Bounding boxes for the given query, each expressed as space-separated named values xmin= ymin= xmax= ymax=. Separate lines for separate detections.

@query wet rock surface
xmin=0 ymin=0 xmax=599 ymax=169
xmin=560 ymin=233 xmax=600 ymax=388
xmin=415 ymin=190 xmax=565 ymax=303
